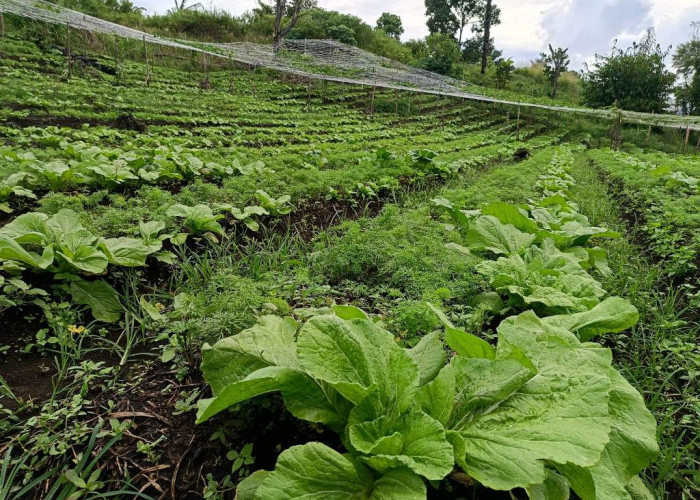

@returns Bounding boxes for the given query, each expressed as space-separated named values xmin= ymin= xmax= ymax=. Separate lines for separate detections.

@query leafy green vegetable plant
xmin=197 ymin=306 xmax=657 ymax=499
xmin=166 ymin=203 xmax=226 ymax=242
xmin=254 ymin=190 xmax=292 ymax=216
xmin=0 ymin=209 xmax=153 ymax=321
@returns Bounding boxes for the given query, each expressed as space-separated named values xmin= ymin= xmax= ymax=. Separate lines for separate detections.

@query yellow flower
xmin=155 ymin=303 xmax=166 ymax=312
xmin=68 ymin=325 xmax=86 ymax=334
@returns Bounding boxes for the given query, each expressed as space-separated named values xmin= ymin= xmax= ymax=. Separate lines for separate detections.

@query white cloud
xmin=134 ymin=0 xmax=700 ymax=68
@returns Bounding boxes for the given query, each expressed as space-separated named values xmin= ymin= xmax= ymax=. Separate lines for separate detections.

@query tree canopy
xmin=376 ymin=13 xmax=404 ymax=40
xmin=581 ymin=29 xmax=675 ymax=113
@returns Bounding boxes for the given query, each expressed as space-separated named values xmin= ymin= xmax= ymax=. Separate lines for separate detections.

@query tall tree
xmin=582 ymin=29 xmax=675 ymax=113
xmin=266 ymin=0 xmax=316 ymax=51
xmin=376 ymin=12 xmax=404 ymax=40
xmin=479 ymin=0 xmax=493 ymax=74
xmin=673 ymin=23 xmax=700 ymax=115
xmin=425 ymin=0 xmax=458 ymax=37
xmin=541 ymin=44 xmax=570 ymax=98
xmin=425 ymin=0 xmax=483 ymax=46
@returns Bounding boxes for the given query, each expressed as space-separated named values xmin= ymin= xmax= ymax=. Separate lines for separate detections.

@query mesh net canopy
xmin=2 ymin=0 xmax=700 ymax=131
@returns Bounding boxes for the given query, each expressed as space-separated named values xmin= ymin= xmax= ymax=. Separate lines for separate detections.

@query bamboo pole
xmin=683 ymin=126 xmax=690 ymax=153
xmin=516 ymin=102 xmax=521 ymax=141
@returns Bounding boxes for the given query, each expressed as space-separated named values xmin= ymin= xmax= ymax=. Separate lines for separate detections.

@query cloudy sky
xmin=136 ymin=0 xmax=700 ymax=68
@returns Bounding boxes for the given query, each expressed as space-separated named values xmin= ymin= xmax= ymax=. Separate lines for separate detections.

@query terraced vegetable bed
xmin=0 ymin=30 xmax=698 ymax=500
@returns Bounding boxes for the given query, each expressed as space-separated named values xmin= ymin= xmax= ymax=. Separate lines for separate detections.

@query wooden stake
xmin=695 ymin=131 xmax=700 ymax=154
xmin=228 ymin=55 xmax=235 ymax=94
xmin=441 ymin=95 xmax=446 ymax=131
xmin=1 ymin=12 xmax=5 ymax=41
xmin=306 ymin=80 xmax=312 ymax=112
xmin=370 ymin=69 xmax=376 ymax=121
xmin=66 ymin=24 xmax=72 ymax=80
xmin=516 ymin=102 xmax=521 ymax=141
xmin=683 ymin=126 xmax=690 ymax=153
xmin=252 ymin=65 xmax=257 ymax=97
xmin=143 ymin=35 xmax=151 ymax=86
xmin=646 ymin=111 xmax=654 ymax=142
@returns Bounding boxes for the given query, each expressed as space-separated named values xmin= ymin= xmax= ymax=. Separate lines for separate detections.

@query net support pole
xmin=516 ymin=102 xmax=521 ymax=141
xmin=306 ymin=79 xmax=312 ymax=112
xmin=228 ymin=54 xmax=234 ymax=94
xmin=65 ymin=23 xmax=72 ymax=80
xmin=252 ymin=65 xmax=257 ymax=97
xmin=370 ymin=68 xmax=376 ymax=121
xmin=695 ymin=131 xmax=700 ymax=154
xmin=646 ymin=111 xmax=654 ymax=142
xmin=440 ymin=84 xmax=446 ymax=131
xmin=0 ymin=12 xmax=4 ymax=41
xmin=143 ymin=35 xmax=151 ymax=86
xmin=683 ymin=126 xmax=690 ymax=153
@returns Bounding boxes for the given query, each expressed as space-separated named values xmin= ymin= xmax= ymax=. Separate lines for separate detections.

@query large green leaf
xmin=255 ymin=443 xmax=374 ymax=499
xmin=465 ymin=215 xmax=536 ymax=256
xmin=196 ymin=316 xmax=349 ymax=429
xmin=542 ymin=297 xmax=639 ymax=341
xmin=557 ymin=369 xmax=658 ymax=500
xmin=298 ymin=315 xmax=420 ymax=421
xmin=348 ymin=411 xmax=454 ymax=480
xmin=0 ymin=212 xmax=51 ymax=245
xmin=0 ymin=236 xmax=53 ymax=269
xmin=99 ymin=237 xmax=151 ymax=267
xmin=407 ymin=331 xmax=446 ymax=386
xmin=253 ymin=443 xmax=426 ymax=500
xmin=448 ymin=312 xmax=613 ymax=491
xmin=526 ymin=470 xmax=570 ymax=500
xmin=415 ymin=365 xmax=455 ymax=426
xmin=481 ymin=202 xmax=539 ymax=234
xmin=68 ymin=279 xmax=122 ymax=323
xmin=56 ymin=246 xmax=109 ymax=274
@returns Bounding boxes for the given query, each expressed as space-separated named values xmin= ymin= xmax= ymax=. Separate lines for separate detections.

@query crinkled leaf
xmin=407 ymin=331 xmax=446 ymax=385
xmin=557 ymin=369 xmax=658 ymax=500
xmin=526 ymin=470 xmax=570 ymax=500
xmin=349 ymin=411 xmax=453 ymax=480
xmin=465 ymin=215 xmax=536 ymax=256
xmin=415 ymin=365 xmax=455 ymax=426
xmin=449 ymin=312 xmax=613 ymax=491
xmin=254 ymin=443 xmax=374 ymax=499
xmin=298 ymin=316 xmax=419 ymax=420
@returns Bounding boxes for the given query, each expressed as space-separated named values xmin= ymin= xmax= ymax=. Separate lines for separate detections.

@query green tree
xmin=582 ymin=29 xmax=675 ymax=113
xmin=494 ymin=57 xmax=514 ymax=88
xmin=425 ymin=0 xmax=498 ymax=48
xmin=479 ymin=0 xmax=493 ymax=74
xmin=328 ymin=24 xmax=356 ymax=45
xmin=425 ymin=0 xmax=459 ymax=38
xmin=263 ymin=0 xmax=317 ymax=51
xmin=376 ymin=12 xmax=404 ymax=40
xmin=541 ymin=44 xmax=570 ymax=98
xmin=673 ymin=24 xmax=700 ymax=115
xmin=420 ymin=33 xmax=461 ymax=74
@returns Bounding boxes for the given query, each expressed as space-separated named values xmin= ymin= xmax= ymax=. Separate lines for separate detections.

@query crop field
xmin=0 ymin=26 xmax=698 ymax=500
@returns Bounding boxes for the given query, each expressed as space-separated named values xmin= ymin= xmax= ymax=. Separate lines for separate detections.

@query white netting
xmin=2 ymin=0 xmax=700 ymax=131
